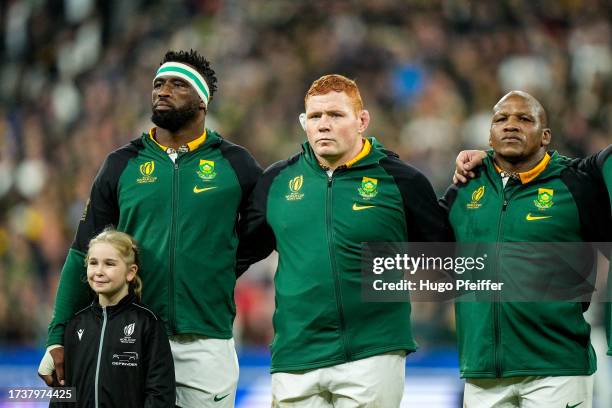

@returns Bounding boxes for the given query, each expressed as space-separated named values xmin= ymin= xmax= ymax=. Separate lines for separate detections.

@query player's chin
xmin=496 ymin=146 xmax=524 ymax=158
xmin=91 ymin=281 xmax=109 ymax=289
xmin=314 ymin=145 xmax=337 ymax=156
xmin=314 ymin=138 xmax=336 ymax=146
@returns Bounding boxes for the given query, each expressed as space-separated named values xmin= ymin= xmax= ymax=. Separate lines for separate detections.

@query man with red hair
xmin=239 ymin=74 xmax=453 ymax=406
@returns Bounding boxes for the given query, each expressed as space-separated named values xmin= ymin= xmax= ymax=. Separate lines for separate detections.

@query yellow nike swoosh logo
xmin=352 ymin=203 xmax=376 ymax=211
xmin=525 ymin=213 xmax=551 ymax=221
xmin=193 ymin=186 xmax=217 ymax=194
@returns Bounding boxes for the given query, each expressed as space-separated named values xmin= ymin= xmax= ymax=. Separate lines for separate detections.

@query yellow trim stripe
xmin=346 ymin=138 xmax=372 ymax=168
xmin=187 ymin=129 xmax=207 ymax=151
xmin=519 ymin=153 xmax=550 ymax=184
xmin=149 ymin=128 xmax=168 ymax=151
xmin=494 ymin=153 xmax=551 ymax=184
xmin=149 ymin=128 xmax=207 ymax=152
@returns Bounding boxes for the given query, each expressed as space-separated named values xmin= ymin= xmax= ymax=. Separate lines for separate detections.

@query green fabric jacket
xmin=573 ymin=144 xmax=612 ymax=356
xmin=47 ymin=130 xmax=261 ymax=346
xmin=604 ymin=150 xmax=612 ymax=357
xmin=441 ymin=150 xmax=611 ymax=378
xmin=239 ymin=138 xmax=453 ymax=372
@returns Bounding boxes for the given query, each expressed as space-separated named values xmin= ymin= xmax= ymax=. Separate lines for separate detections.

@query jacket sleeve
xmin=235 ymin=160 xmax=290 ymax=276
xmin=217 ymin=142 xmax=264 ymax=276
xmin=48 ymin=318 xmax=77 ymax=408
xmin=569 ymin=145 xmax=612 ymax=355
xmin=46 ymin=154 xmax=121 ymax=346
xmin=439 ymin=183 xmax=459 ymax=216
xmin=143 ymin=318 xmax=175 ymax=408
xmin=599 ymin=146 xmax=612 ymax=355
xmin=380 ymin=155 xmax=454 ymax=242
xmin=570 ymin=145 xmax=611 ymax=182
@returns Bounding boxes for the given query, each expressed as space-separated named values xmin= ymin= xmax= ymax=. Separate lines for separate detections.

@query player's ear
xmin=126 ymin=265 xmax=138 ymax=283
xmin=541 ymin=128 xmax=551 ymax=147
xmin=358 ymin=110 xmax=370 ymax=133
xmin=299 ymin=113 xmax=306 ymax=131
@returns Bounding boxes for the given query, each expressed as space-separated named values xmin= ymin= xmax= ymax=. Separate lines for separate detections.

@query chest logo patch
xmin=112 ymin=352 xmax=138 ymax=367
xmin=77 ymin=329 xmax=84 ymax=341
xmin=193 ymin=186 xmax=217 ymax=194
xmin=353 ymin=203 xmax=376 ymax=211
xmin=526 ymin=213 xmax=552 ymax=221
xmin=534 ymin=188 xmax=554 ymax=210
xmin=197 ymin=159 xmax=217 ymax=180
xmin=286 ymin=175 xmax=305 ymax=201
xmin=137 ymin=161 xmax=157 ymax=184
xmin=358 ymin=177 xmax=378 ymax=200
xmin=467 ymin=185 xmax=485 ymax=209
xmin=120 ymin=323 xmax=136 ymax=344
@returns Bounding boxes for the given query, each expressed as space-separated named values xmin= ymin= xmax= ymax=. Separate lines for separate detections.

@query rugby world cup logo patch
xmin=137 ymin=161 xmax=157 ymax=184
xmin=467 ymin=186 xmax=485 ymax=209
xmin=120 ymin=322 xmax=136 ymax=344
xmin=285 ymin=175 xmax=305 ymax=201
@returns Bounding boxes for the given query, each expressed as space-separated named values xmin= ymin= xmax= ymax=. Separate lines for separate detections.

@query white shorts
xmin=464 ymin=375 xmax=594 ymax=408
xmin=170 ymin=335 xmax=239 ymax=408
xmin=271 ymin=351 xmax=406 ymax=407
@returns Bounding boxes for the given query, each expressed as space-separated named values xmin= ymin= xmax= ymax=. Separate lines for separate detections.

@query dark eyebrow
xmin=154 ymin=77 xmax=188 ymax=86
xmin=494 ymin=110 xmax=533 ymax=118
xmin=171 ymin=77 xmax=188 ymax=85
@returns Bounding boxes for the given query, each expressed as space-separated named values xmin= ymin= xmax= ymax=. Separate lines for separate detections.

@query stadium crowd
xmin=0 ymin=0 xmax=610 ymax=348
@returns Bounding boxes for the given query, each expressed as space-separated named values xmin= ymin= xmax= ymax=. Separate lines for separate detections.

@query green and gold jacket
xmin=441 ymin=150 xmax=611 ymax=378
xmin=239 ymin=138 xmax=453 ymax=372
xmin=573 ymin=144 xmax=612 ymax=356
xmin=47 ymin=129 xmax=261 ymax=346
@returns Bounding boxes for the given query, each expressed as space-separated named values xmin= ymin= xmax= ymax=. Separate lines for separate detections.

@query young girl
xmin=53 ymin=229 xmax=175 ymax=407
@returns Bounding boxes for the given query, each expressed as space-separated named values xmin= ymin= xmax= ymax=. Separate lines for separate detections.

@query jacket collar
xmin=141 ymin=128 xmax=222 ymax=159
xmin=92 ymin=291 xmax=137 ymax=318
xmin=148 ymin=128 xmax=208 ymax=152
xmin=485 ymin=150 xmax=564 ymax=185
xmin=301 ymin=136 xmax=388 ymax=172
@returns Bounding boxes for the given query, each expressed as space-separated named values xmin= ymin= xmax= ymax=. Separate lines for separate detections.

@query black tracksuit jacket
xmin=51 ymin=292 xmax=175 ymax=408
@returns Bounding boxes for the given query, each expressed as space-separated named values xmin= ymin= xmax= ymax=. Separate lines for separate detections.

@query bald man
xmin=441 ymin=91 xmax=611 ymax=408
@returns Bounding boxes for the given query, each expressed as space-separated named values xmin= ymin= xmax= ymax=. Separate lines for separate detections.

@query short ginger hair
xmin=305 ymin=74 xmax=364 ymax=114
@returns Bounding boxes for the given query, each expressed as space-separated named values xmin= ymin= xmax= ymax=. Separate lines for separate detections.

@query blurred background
xmin=0 ymin=0 xmax=610 ymax=406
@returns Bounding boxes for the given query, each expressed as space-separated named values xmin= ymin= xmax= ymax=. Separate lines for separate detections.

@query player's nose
xmin=318 ymin=115 xmax=331 ymax=131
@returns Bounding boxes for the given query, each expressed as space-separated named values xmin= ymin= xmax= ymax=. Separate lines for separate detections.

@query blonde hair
xmin=86 ymin=228 xmax=143 ymax=300
xmin=305 ymin=74 xmax=364 ymax=114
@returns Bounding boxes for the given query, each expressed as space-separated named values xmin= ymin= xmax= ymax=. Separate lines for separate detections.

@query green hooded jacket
xmin=441 ymin=150 xmax=611 ymax=378
xmin=47 ymin=130 xmax=261 ymax=346
xmin=239 ymin=138 xmax=453 ymax=372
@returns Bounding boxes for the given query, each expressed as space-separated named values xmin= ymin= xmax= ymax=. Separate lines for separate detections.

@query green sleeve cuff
xmin=46 ymin=248 xmax=93 ymax=347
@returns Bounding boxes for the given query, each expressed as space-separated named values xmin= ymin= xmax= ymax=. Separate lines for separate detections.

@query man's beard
xmin=151 ymin=101 xmax=200 ymax=132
